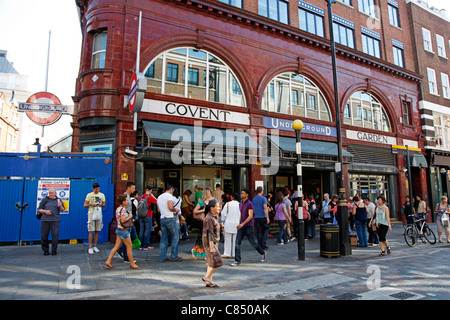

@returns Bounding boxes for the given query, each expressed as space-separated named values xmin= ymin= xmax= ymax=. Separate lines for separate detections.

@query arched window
xmin=261 ymin=73 xmax=331 ymax=121
xmin=343 ymin=91 xmax=391 ymax=132
xmin=144 ymin=48 xmax=246 ymax=107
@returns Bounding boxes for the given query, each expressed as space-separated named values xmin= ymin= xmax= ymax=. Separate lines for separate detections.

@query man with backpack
xmin=138 ymin=186 xmax=157 ymax=250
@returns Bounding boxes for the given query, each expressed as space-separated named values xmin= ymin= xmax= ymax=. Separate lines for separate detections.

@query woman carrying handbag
xmin=104 ymin=194 xmax=140 ymax=270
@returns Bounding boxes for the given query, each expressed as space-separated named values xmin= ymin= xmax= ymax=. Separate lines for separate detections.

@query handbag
xmin=194 ymin=200 xmax=205 ymax=221
xmin=442 ymin=213 xmax=449 ymax=227
xmin=120 ymin=208 xmax=134 ymax=229
xmin=92 ymin=206 xmax=102 ymax=221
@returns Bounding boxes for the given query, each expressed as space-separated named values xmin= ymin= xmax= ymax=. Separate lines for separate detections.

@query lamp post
xmin=325 ymin=0 xmax=351 ymax=256
xmin=292 ymin=119 xmax=305 ymax=261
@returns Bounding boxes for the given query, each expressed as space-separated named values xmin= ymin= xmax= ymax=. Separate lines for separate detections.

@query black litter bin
xmin=320 ymin=224 xmax=340 ymax=258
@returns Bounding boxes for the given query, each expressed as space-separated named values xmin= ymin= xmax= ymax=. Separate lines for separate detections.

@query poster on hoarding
xmin=37 ymin=179 xmax=70 ymax=214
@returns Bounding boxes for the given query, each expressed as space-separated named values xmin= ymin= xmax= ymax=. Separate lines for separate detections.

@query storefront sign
xmin=37 ymin=179 xmax=70 ymax=215
xmin=142 ymin=99 xmax=250 ymax=125
xmin=346 ymin=129 xmax=397 ymax=145
xmin=263 ymin=117 xmax=337 ymax=137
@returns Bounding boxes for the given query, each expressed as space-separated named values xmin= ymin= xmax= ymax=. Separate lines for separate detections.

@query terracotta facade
xmin=73 ymin=0 xmax=427 ymax=220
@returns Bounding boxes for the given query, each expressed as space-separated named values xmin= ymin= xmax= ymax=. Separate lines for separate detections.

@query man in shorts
xmin=84 ymin=182 xmax=106 ymax=254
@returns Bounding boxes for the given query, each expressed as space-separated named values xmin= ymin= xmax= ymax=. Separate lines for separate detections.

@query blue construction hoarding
xmin=0 ymin=151 xmax=114 ymax=244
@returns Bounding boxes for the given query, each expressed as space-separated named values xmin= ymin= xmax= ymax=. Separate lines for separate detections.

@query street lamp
xmin=325 ymin=0 xmax=351 ymax=256
xmin=292 ymin=119 xmax=305 ymax=261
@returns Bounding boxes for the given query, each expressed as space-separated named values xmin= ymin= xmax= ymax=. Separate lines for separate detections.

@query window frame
xmin=436 ymin=34 xmax=447 ymax=58
xmin=362 ymin=33 xmax=381 ymax=59
xmin=261 ymin=72 xmax=332 ymax=121
xmin=422 ymin=28 xmax=433 ymax=53
xmin=299 ymin=7 xmax=325 ymax=37
xmin=144 ymin=47 xmax=246 ymax=107
xmin=393 ymin=45 xmax=404 ymax=68
xmin=217 ymin=0 xmax=242 ymax=8
xmin=333 ymin=21 xmax=355 ymax=48
xmin=343 ymin=91 xmax=391 ymax=133
xmin=358 ymin=0 xmax=377 ymax=18
xmin=441 ymin=73 xmax=450 ymax=99
xmin=427 ymin=68 xmax=438 ymax=95
xmin=91 ymin=31 xmax=107 ymax=69
xmin=388 ymin=3 xmax=400 ymax=28
xmin=259 ymin=0 xmax=289 ymax=24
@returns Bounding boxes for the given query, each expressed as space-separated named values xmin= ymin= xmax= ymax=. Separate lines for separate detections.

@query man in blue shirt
xmin=252 ymin=187 xmax=270 ymax=250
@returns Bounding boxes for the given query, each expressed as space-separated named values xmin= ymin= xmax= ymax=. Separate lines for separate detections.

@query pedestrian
xmin=194 ymin=185 xmax=203 ymax=206
xmin=307 ymin=194 xmax=317 ymax=239
xmin=414 ymin=194 xmax=427 ymax=227
xmin=253 ymin=186 xmax=270 ymax=250
xmin=138 ymin=186 xmax=157 ymax=250
xmin=172 ymin=188 xmax=185 ymax=240
xmin=283 ymin=190 xmax=295 ymax=241
xmin=202 ymin=199 xmax=223 ymax=287
xmin=117 ymin=182 xmax=138 ymax=263
xmin=104 ymin=194 xmax=140 ymax=270
xmin=293 ymin=196 xmax=309 ymax=240
xmin=369 ymin=195 xmax=392 ymax=256
xmin=320 ymin=193 xmax=332 ymax=224
xmin=157 ymin=185 xmax=183 ymax=262
xmin=328 ymin=194 xmax=339 ymax=224
xmin=435 ymin=196 xmax=450 ymax=243
xmin=352 ymin=195 xmax=368 ymax=247
xmin=275 ymin=193 xmax=290 ymax=245
xmin=213 ymin=184 xmax=224 ymax=204
xmin=84 ymin=182 xmax=105 ymax=254
xmin=38 ymin=188 xmax=65 ymax=255
xmin=231 ymin=189 xmax=266 ymax=266
xmin=220 ymin=192 xmax=240 ymax=258
xmin=181 ymin=189 xmax=194 ymax=230
xmin=363 ymin=197 xmax=378 ymax=246
xmin=192 ymin=188 xmax=215 ymax=260
xmin=402 ymin=196 xmax=414 ymax=225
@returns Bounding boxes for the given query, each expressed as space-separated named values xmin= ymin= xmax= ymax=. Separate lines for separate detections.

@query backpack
xmin=137 ymin=195 xmax=149 ymax=218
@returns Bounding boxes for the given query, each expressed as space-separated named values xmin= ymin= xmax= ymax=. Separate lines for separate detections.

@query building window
xmin=434 ymin=113 xmax=450 ymax=150
xmin=217 ymin=0 xmax=242 ymax=8
xmin=402 ymin=101 xmax=411 ymax=125
xmin=166 ymin=63 xmax=179 ymax=83
xmin=337 ymin=0 xmax=352 ymax=6
xmin=388 ymin=3 xmax=400 ymax=28
xmin=333 ymin=21 xmax=355 ymax=48
xmin=427 ymin=68 xmax=438 ymax=95
xmin=344 ymin=91 xmax=391 ymax=132
xmin=436 ymin=34 xmax=447 ymax=58
xmin=358 ymin=0 xmax=377 ymax=18
xmin=442 ymin=73 xmax=450 ymax=99
xmin=298 ymin=7 xmax=324 ymax=37
xmin=261 ymin=73 xmax=331 ymax=121
xmin=144 ymin=47 xmax=246 ymax=107
xmin=393 ymin=44 xmax=404 ymax=68
xmin=259 ymin=0 xmax=289 ymax=24
xmin=91 ymin=31 xmax=107 ymax=69
xmin=362 ymin=33 xmax=381 ymax=58
xmin=422 ymin=28 xmax=433 ymax=52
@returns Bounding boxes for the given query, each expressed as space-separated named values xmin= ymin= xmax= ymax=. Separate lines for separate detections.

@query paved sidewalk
xmin=1 ymin=221 xmax=449 ymax=301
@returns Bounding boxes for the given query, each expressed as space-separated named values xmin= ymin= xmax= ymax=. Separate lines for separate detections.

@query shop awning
xmin=410 ymin=154 xmax=428 ymax=168
xmin=142 ymin=121 xmax=260 ymax=149
xmin=268 ymin=135 xmax=354 ymax=157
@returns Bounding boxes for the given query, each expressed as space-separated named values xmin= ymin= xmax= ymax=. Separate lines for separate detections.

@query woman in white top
xmin=220 ymin=192 xmax=241 ymax=258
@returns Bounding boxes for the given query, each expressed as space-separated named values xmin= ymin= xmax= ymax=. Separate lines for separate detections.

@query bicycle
xmin=403 ymin=214 xmax=436 ymax=247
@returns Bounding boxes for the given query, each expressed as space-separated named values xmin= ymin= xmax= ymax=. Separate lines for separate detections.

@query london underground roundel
xmin=25 ymin=91 xmax=63 ymax=125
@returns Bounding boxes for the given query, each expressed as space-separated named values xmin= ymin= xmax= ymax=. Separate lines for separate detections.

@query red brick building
xmin=72 ymin=0 xmax=425 ymax=220
xmin=406 ymin=0 xmax=450 ymax=209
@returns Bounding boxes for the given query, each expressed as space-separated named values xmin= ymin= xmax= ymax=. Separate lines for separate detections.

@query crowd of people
xmin=36 ymin=181 xmax=450 ymax=286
